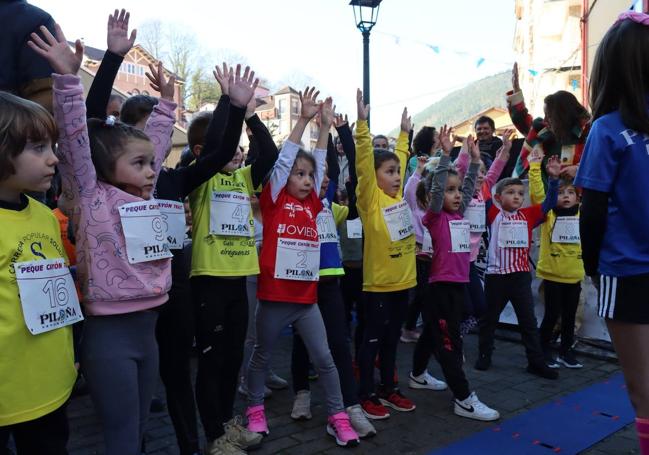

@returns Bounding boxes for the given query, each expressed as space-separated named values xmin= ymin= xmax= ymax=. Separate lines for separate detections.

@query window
xmin=278 ymin=99 xmax=286 ymax=116
xmin=138 ymin=66 xmax=145 ymax=76
xmin=291 ymin=99 xmax=299 ymax=115
xmin=127 ymin=63 xmax=135 ymax=74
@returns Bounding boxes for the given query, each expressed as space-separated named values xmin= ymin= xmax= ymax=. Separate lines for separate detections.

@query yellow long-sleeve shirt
xmin=529 ymin=162 xmax=584 ymax=283
xmin=355 ymin=120 xmax=416 ymax=292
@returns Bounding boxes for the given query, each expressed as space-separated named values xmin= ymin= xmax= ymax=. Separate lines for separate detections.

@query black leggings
xmin=540 ymin=280 xmax=581 ymax=354
xmin=0 ymin=403 xmax=69 ymax=455
xmin=412 ymin=282 xmax=471 ymax=400
xmin=192 ymin=276 xmax=248 ymax=442
xmin=291 ymin=279 xmax=358 ymax=407
xmin=405 ymin=258 xmax=430 ymax=330
xmin=358 ymin=289 xmax=410 ymax=397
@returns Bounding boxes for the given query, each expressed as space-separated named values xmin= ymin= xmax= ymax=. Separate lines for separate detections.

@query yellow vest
xmin=0 ymin=197 xmax=76 ymax=425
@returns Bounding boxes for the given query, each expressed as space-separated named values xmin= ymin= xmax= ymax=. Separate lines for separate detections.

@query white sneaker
xmin=408 ymin=371 xmax=448 ymax=391
xmin=454 ymin=392 xmax=500 ymax=421
xmin=208 ymin=433 xmax=246 ymax=455
xmin=400 ymin=329 xmax=420 ymax=343
xmin=291 ymin=390 xmax=312 ymax=420
xmin=346 ymin=404 xmax=376 ymax=438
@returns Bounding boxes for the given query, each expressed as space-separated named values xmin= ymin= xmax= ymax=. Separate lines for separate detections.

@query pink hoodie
xmin=53 ymin=74 xmax=175 ymax=316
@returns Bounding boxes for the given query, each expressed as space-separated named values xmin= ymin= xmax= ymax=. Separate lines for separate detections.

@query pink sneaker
xmin=327 ymin=411 xmax=360 ymax=447
xmin=246 ymin=405 xmax=269 ymax=436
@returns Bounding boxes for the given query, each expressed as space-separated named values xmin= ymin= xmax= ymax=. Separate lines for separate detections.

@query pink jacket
xmin=53 ymin=74 xmax=175 ymax=316
xmin=404 ymin=172 xmax=426 ymax=244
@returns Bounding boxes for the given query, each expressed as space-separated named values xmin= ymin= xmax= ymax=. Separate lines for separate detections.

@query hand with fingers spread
xmin=107 ymin=8 xmax=136 ymax=56
xmin=146 ymin=61 xmax=176 ymax=101
xmin=334 ymin=113 xmax=349 ymax=128
xmin=439 ymin=124 xmax=454 ymax=156
xmin=468 ymin=136 xmax=481 ymax=164
xmin=299 ymin=86 xmax=321 ymax=120
xmin=356 ymin=89 xmax=369 ymax=121
xmin=415 ymin=155 xmax=428 ymax=175
xmin=546 ymin=155 xmax=561 ymax=179
xmin=512 ymin=62 xmax=521 ymax=93
xmin=495 ymin=128 xmax=514 ymax=162
xmin=529 ymin=145 xmax=544 ymax=164
xmin=228 ymin=64 xmax=259 ymax=108
xmin=400 ymin=107 xmax=412 ymax=133
xmin=320 ymin=97 xmax=335 ymax=129
xmin=213 ymin=62 xmax=233 ymax=96
xmin=560 ymin=165 xmax=578 ymax=180
xmin=28 ymin=24 xmax=83 ymax=75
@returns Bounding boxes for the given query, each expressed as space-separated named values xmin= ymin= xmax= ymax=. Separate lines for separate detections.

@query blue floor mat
xmin=430 ymin=373 xmax=634 ymax=455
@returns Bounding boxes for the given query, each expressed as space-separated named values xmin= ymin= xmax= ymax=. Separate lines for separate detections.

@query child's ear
xmin=494 ymin=193 xmax=502 ymax=204
xmin=192 ymin=144 xmax=203 ymax=157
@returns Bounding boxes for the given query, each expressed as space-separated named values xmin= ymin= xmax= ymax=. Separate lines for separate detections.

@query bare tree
xmin=138 ymin=20 xmax=164 ymax=60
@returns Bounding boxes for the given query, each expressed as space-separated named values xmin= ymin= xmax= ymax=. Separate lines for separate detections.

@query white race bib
xmin=422 ymin=230 xmax=433 ymax=255
xmin=316 ymin=207 xmax=338 ymax=244
xmin=551 ymin=216 xmax=580 ymax=244
xmin=382 ymin=200 xmax=414 ymax=242
xmin=14 ymin=258 xmax=83 ymax=335
xmin=498 ymin=219 xmax=529 ymax=248
xmin=465 ymin=200 xmax=486 ymax=232
xmin=157 ymin=199 xmax=186 ymax=250
xmin=346 ymin=218 xmax=363 ymax=239
xmin=274 ymin=238 xmax=320 ymax=281
xmin=449 ymin=219 xmax=471 ymax=253
xmin=210 ymin=191 xmax=253 ymax=237
xmin=119 ymin=201 xmax=173 ymax=264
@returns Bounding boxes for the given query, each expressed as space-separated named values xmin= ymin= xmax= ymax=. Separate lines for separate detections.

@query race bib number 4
xmin=157 ymin=199 xmax=186 ymax=250
xmin=382 ymin=200 xmax=414 ymax=242
xmin=15 ymin=258 xmax=83 ymax=335
xmin=210 ymin=191 xmax=253 ymax=237
xmin=498 ymin=219 xmax=529 ymax=248
xmin=552 ymin=216 xmax=580 ymax=244
xmin=346 ymin=218 xmax=363 ymax=239
xmin=274 ymin=238 xmax=320 ymax=281
xmin=465 ymin=200 xmax=486 ymax=232
xmin=449 ymin=219 xmax=471 ymax=253
xmin=119 ymin=201 xmax=173 ymax=264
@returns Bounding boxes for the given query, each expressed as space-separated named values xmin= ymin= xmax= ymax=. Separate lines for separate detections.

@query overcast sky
xmin=32 ymin=0 xmax=517 ymax=133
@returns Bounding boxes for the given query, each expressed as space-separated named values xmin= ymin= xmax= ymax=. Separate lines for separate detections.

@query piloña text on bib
xmin=551 ymin=216 xmax=580 ymax=244
xmin=317 ymin=207 xmax=339 ymax=244
xmin=465 ymin=200 xmax=486 ymax=232
xmin=15 ymin=258 xmax=83 ymax=335
xmin=382 ymin=200 xmax=414 ymax=242
xmin=346 ymin=218 xmax=363 ymax=239
xmin=210 ymin=191 xmax=253 ymax=237
xmin=119 ymin=201 xmax=173 ymax=264
xmin=449 ymin=219 xmax=471 ymax=253
xmin=274 ymin=238 xmax=320 ymax=281
xmin=157 ymin=199 xmax=186 ymax=250
xmin=422 ymin=230 xmax=433 ymax=255
xmin=498 ymin=219 xmax=529 ymax=248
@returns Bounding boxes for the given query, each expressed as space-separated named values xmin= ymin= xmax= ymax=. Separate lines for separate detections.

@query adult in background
xmin=474 ymin=116 xmax=503 ymax=169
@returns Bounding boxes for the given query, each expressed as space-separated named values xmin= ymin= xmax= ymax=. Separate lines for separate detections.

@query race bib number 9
xmin=119 ymin=201 xmax=173 ymax=264
xmin=274 ymin=238 xmax=320 ymax=281
xmin=449 ymin=219 xmax=471 ymax=253
xmin=157 ymin=199 xmax=186 ymax=250
xmin=465 ymin=200 xmax=486 ymax=232
xmin=498 ymin=220 xmax=529 ymax=248
xmin=382 ymin=200 xmax=414 ymax=242
xmin=551 ymin=216 xmax=580 ymax=244
xmin=210 ymin=191 xmax=253 ymax=237
xmin=15 ymin=258 xmax=83 ymax=335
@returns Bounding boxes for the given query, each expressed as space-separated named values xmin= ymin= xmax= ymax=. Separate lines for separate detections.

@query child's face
xmin=2 ymin=140 xmax=58 ymax=200
xmin=495 ymin=184 xmax=525 ymax=211
xmin=557 ymin=185 xmax=578 ymax=209
xmin=287 ymin=157 xmax=315 ymax=201
xmin=475 ymin=162 xmax=486 ymax=193
xmin=443 ymin=174 xmax=462 ymax=212
xmin=319 ymin=161 xmax=329 ymax=199
xmin=113 ymin=138 xmax=156 ymax=199
xmin=223 ymin=147 xmax=244 ymax=173
xmin=376 ymin=159 xmax=401 ymax=198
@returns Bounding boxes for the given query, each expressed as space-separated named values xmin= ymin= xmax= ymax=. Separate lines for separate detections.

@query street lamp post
xmin=350 ymin=0 xmax=382 ymax=127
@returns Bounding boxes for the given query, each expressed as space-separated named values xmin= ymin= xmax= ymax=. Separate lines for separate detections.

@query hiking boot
xmin=224 ymin=415 xmax=262 ymax=450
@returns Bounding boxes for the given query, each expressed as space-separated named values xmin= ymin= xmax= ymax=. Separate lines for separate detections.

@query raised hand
xmin=400 ymin=107 xmax=412 ymax=133
xmin=228 ymin=64 xmax=259 ymax=108
xmin=546 ymin=155 xmax=561 ymax=178
xmin=415 ymin=155 xmax=428 ymax=175
xmin=459 ymin=135 xmax=471 ymax=156
xmin=28 ymin=24 xmax=83 ymax=75
xmin=512 ymin=62 xmax=520 ymax=93
xmin=146 ymin=61 xmax=176 ymax=101
xmin=213 ymin=62 xmax=233 ymax=96
xmin=107 ymin=9 xmax=136 ymax=56
xmin=245 ymin=95 xmax=257 ymax=119
xmin=496 ymin=128 xmax=514 ymax=161
xmin=299 ymin=86 xmax=321 ymax=120
xmin=560 ymin=165 xmax=578 ymax=179
xmin=468 ymin=135 xmax=481 ymax=163
xmin=356 ymin=88 xmax=370 ymax=121
xmin=334 ymin=113 xmax=348 ymax=128
xmin=320 ymin=97 xmax=335 ymax=128
xmin=529 ymin=145 xmax=544 ymax=164
xmin=439 ymin=124 xmax=454 ymax=155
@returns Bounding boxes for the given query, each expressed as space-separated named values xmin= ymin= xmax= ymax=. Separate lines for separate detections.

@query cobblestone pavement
xmin=65 ymin=331 xmax=635 ymax=455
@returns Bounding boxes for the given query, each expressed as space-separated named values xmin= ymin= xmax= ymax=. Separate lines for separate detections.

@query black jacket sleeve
xmin=200 ymin=95 xmax=231 ymax=158
xmin=86 ymin=50 xmax=124 ymax=120
xmin=580 ymin=189 xmax=609 ymax=277
xmin=245 ymin=135 xmax=259 ymax=166
xmin=327 ymin=133 xmax=340 ymax=184
xmin=335 ymin=123 xmax=359 ymax=219
xmin=246 ymin=114 xmax=278 ymax=188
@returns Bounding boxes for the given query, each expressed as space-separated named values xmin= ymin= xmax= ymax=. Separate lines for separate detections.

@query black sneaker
xmin=474 ymin=354 xmax=491 ymax=371
xmin=557 ymin=350 xmax=583 ymax=369
xmin=527 ymin=362 xmax=559 ymax=380
xmin=544 ymin=352 xmax=560 ymax=369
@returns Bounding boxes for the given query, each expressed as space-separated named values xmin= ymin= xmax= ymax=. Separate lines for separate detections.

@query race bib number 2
xmin=15 ymin=258 xmax=83 ymax=335
xmin=274 ymin=238 xmax=320 ymax=281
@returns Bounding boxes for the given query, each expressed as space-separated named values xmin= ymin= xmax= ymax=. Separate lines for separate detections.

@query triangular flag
xmin=476 ymin=57 xmax=485 ymax=67
xmin=427 ymin=44 xmax=440 ymax=54
xmin=571 ymin=78 xmax=578 ymax=90
xmin=528 ymin=69 xmax=539 ymax=76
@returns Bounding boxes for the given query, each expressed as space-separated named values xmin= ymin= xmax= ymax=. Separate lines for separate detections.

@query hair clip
xmin=616 ymin=11 xmax=649 ymax=26
xmin=105 ymin=115 xmax=116 ymax=126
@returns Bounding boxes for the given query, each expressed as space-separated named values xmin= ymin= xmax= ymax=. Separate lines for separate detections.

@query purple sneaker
xmin=327 ymin=411 xmax=360 ymax=447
